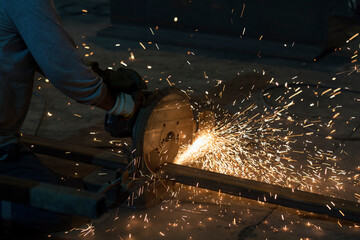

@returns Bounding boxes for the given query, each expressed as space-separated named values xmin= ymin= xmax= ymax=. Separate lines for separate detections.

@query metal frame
xmin=8 ymin=135 xmax=360 ymax=223
xmin=0 ymin=174 xmax=105 ymax=218
xmin=22 ymin=135 xmax=128 ymax=169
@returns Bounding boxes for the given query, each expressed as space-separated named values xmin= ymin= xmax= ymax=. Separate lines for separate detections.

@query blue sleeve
xmin=5 ymin=0 xmax=108 ymax=105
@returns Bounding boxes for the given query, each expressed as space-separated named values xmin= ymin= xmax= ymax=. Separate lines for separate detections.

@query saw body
xmin=106 ymin=87 xmax=197 ymax=172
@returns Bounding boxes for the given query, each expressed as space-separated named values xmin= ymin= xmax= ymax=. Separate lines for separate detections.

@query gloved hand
xmin=90 ymin=62 xmax=148 ymax=137
xmin=90 ymin=62 xmax=147 ymax=94
xmin=107 ymin=92 xmax=135 ymax=118
xmin=104 ymin=90 xmax=142 ymax=137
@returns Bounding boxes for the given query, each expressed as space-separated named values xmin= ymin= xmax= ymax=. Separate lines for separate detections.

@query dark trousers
xmin=0 ymin=143 xmax=78 ymax=234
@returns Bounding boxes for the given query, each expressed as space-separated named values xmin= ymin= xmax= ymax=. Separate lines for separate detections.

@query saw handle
xmin=104 ymin=91 xmax=151 ymax=138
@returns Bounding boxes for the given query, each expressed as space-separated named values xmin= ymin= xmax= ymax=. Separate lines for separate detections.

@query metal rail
xmin=22 ymin=135 xmax=128 ymax=169
xmin=157 ymin=163 xmax=360 ymax=223
xmin=18 ymin=136 xmax=360 ymax=222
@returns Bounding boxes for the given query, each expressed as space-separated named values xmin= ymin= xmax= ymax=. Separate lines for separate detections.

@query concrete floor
xmin=16 ymin=0 xmax=360 ymax=239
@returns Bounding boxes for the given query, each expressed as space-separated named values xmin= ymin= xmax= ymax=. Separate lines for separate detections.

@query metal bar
xmin=22 ymin=135 xmax=128 ymax=169
xmin=157 ymin=163 xmax=360 ymax=223
xmin=0 ymin=174 xmax=106 ymax=218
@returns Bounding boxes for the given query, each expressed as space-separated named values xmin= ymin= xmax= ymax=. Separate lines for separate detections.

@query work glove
xmin=90 ymin=62 xmax=147 ymax=136
xmin=107 ymin=92 xmax=135 ymax=118
xmin=104 ymin=92 xmax=142 ymax=137
xmin=90 ymin=62 xmax=147 ymax=94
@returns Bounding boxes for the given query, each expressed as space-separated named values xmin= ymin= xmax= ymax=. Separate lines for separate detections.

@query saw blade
xmin=132 ymin=87 xmax=196 ymax=172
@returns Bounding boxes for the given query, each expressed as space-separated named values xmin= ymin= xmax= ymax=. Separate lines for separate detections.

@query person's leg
xmin=0 ymin=143 xmax=82 ymax=233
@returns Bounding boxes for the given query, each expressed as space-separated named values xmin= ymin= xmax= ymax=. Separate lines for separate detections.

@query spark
xmin=149 ymin=27 xmax=155 ymax=35
xmin=289 ymin=90 xmax=303 ymax=99
xmin=75 ymin=223 xmax=95 ymax=237
xmin=174 ymin=100 xmax=344 ymax=191
xmin=129 ymin=52 xmax=135 ymax=60
xmin=166 ymin=77 xmax=172 ymax=86
xmin=139 ymin=42 xmax=146 ymax=50
xmin=240 ymin=3 xmax=246 ymax=18
xmin=355 ymin=193 xmax=360 ymax=200
xmin=346 ymin=33 xmax=359 ymax=43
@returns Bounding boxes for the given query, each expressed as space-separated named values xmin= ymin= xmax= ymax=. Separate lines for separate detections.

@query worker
xmin=0 ymin=0 xmax=145 ymax=234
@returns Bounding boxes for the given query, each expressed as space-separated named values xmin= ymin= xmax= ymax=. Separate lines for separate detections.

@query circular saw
xmin=104 ymin=87 xmax=196 ymax=208
xmin=105 ymin=87 xmax=196 ymax=172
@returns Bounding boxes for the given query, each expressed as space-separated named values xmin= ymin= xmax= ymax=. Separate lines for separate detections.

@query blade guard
xmin=132 ymin=87 xmax=197 ymax=173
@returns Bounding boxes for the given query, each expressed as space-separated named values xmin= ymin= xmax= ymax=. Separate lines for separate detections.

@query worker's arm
xmin=4 ymin=0 xmax=115 ymax=111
